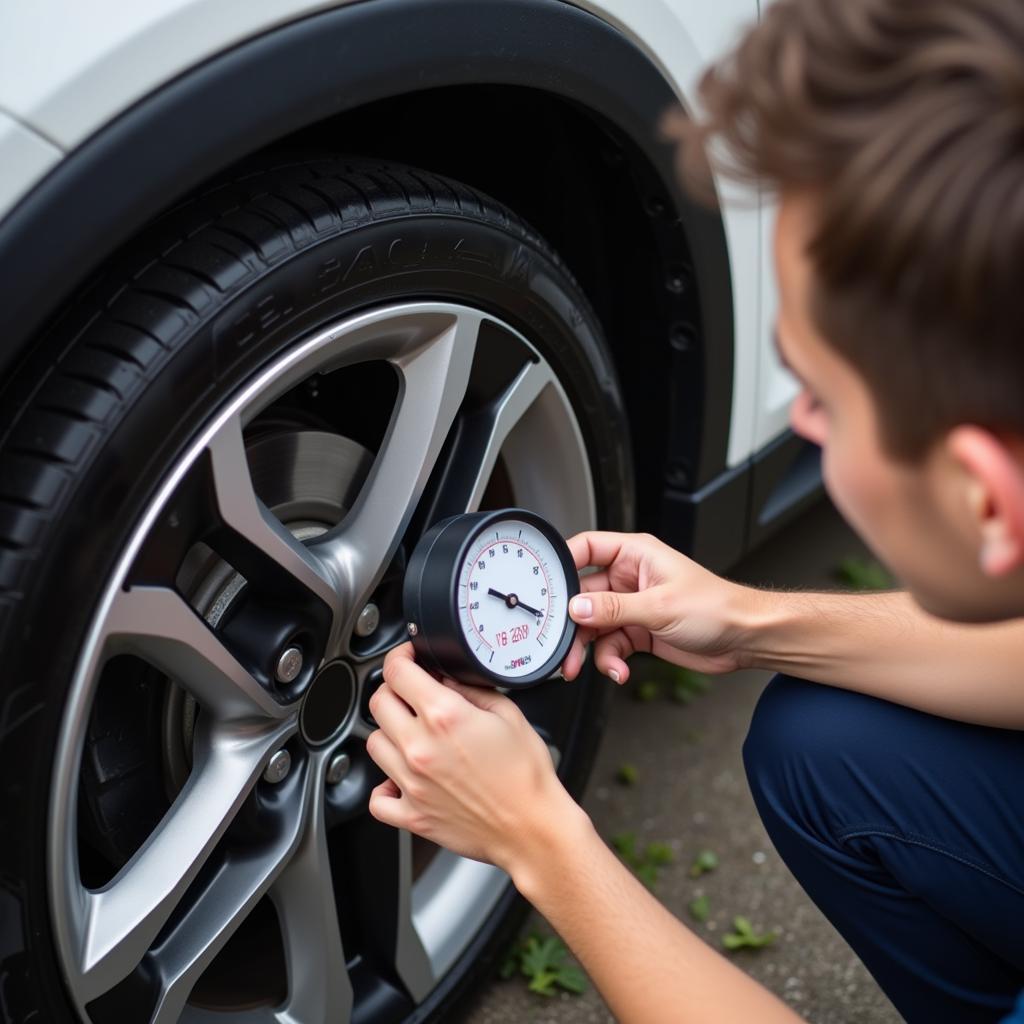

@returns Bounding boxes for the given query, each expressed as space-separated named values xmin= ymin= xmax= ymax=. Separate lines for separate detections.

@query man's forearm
xmin=509 ymin=804 xmax=799 ymax=1024
xmin=739 ymin=589 xmax=1024 ymax=726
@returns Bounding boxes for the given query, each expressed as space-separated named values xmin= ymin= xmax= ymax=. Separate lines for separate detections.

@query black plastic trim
xmin=0 ymin=0 xmax=735 ymax=482
xmin=664 ymin=430 xmax=825 ymax=570
xmin=662 ymin=460 xmax=751 ymax=571
xmin=746 ymin=432 xmax=823 ymax=550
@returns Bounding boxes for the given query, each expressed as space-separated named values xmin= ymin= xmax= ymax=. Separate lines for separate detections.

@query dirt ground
xmin=458 ymin=498 xmax=903 ymax=1024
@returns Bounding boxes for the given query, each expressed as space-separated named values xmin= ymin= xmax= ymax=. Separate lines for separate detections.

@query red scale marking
xmin=464 ymin=536 xmax=553 ymax=649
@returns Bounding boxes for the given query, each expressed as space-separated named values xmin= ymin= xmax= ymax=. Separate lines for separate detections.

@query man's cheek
xmin=822 ymin=446 xmax=881 ymax=541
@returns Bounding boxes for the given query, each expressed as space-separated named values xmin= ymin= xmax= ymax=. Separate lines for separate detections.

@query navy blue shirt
xmin=1002 ymin=993 xmax=1024 ymax=1023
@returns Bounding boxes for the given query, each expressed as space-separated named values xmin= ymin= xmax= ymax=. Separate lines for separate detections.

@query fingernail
xmin=571 ymin=596 xmax=592 ymax=619
xmin=608 ymin=669 xmax=620 ymax=683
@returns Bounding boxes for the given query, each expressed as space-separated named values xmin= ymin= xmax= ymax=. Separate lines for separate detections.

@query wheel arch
xmin=0 ymin=0 xmax=735 ymax=512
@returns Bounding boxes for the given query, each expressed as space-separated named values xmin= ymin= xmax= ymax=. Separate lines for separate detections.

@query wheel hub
xmin=300 ymin=661 xmax=357 ymax=746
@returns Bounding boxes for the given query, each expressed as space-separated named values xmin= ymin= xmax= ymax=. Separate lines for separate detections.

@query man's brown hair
xmin=667 ymin=0 xmax=1024 ymax=459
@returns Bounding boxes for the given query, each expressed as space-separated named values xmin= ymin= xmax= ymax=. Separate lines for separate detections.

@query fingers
xmin=592 ymin=629 xmax=636 ymax=683
xmin=440 ymin=677 xmax=514 ymax=717
xmin=365 ymin=728 xmax=412 ymax=788
xmin=569 ymin=587 xmax=653 ymax=631
xmin=383 ymin=641 xmax=451 ymax=717
xmin=567 ymin=531 xmax=634 ymax=572
xmin=368 ymin=778 xmax=415 ymax=831
xmin=580 ymin=570 xmax=611 ymax=593
xmin=368 ymin=683 xmax=417 ymax=746
xmin=561 ymin=625 xmax=596 ymax=680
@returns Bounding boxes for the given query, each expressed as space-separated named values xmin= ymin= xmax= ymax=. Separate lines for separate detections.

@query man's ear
xmin=946 ymin=426 xmax=1024 ymax=576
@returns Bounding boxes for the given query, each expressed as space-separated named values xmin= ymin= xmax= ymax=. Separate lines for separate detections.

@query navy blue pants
xmin=744 ymin=675 xmax=1024 ymax=1023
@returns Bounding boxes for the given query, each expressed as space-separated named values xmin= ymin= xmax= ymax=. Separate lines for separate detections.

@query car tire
xmin=0 ymin=156 xmax=633 ymax=1024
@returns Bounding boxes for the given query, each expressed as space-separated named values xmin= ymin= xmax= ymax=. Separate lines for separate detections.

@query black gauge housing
xmin=402 ymin=508 xmax=579 ymax=689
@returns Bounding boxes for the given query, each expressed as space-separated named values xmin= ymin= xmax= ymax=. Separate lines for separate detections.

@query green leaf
xmin=675 ymin=666 xmax=711 ymax=691
xmin=835 ymin=556 xmax=891 ymax=591
xmin=722 ymin=916 xmax=777 ymax=951
xmin=646 ymin=841 xmax=674 ymax=866
xmin=689 ymin=894 xmax=710 ymax=923
xmin=670 ymin=681 xmax=693 ymax=704
xmin=554 ymin=965 xmax=588 ymax=993
xmin=635 ymin=863 xmax=659 ymax=889
xmin=635 ymin=680 xmax=661 ymax=702
xmin=527 ymin=970 xmax=558 ymax=996
xmin=689 ymin=849 xmax=719 ymax=877
xmin=616 ymin=762 xmax=639 ymax=786
xmin=612 ymin=831 xmax=639 ymax=865
xmin=520 ymin=935 xmax=566 ymax=978
xmin=507 ymin=931 xmax=588 ymax=998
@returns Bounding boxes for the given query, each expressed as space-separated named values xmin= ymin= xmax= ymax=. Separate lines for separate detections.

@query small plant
xmin=689 ymin=849 xmax=719 ymax=878
xmin=834 ymin=556 xmax=892 ymax=591
xmin=671 ymin=667 xmax=712 ymax=705
xmin=616 ymin=762 xmax=639 ymax=786
xmin=500 ymin=932 xmax=587 ymax=996
xmin=688 ymin=894 xmax=710 ymax=923
xmin=634 ymin=679 xmax=661 ymax=702
xmin=612 ymin=831 xmax=676 ymax=888
xmin=630 ymin=656 xmax=713 ymax=704
xmin=722 ymin=916 xmax=777 ymax=951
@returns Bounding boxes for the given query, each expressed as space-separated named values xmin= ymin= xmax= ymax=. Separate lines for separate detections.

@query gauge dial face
xmin=457 ymin=517 xmax=570 ymax=679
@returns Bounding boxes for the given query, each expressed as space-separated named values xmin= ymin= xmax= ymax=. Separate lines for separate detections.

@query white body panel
xmin=569 ymin=1 xmax=765 ymax=468
xmin=0 ymin=0 xmax=785 ymax=466
xmin=0 ymin=111 xmax=62 ymax=212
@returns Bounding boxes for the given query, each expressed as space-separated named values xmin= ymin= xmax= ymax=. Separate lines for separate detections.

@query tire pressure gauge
xmin=403 ymin=508 xmax=579 ymax=689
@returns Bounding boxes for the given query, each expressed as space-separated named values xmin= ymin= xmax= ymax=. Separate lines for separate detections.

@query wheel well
xmin=264 ymin=85 xmax=701 ymax=530
xmin=0 ymin=0 xmax=731 ymax=527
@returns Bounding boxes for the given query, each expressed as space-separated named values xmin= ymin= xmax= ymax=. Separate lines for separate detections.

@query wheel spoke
xmin=105 ymin=584 xmax=287 ymax=721
xmin=394 ymin=828 xmax=436 ymax=1001
xmin=310 ymin=311 xmax=480 ymax=636
xmin=271 ymin=765 xmax=353 ymax=1023
xmin=341 ymin=813 xmax=436 ymax=1003
xmin=206 ymin=413 xmax=338 ymax=613
xmin=146 ymin=761 xmax=312 ymax=1024
xmin=76 ymin=718 xmax=295 ymax=1001
xmin=431 ymin=358 xmax=556 ymax=519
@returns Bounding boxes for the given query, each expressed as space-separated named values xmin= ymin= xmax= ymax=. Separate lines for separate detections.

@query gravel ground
xmin=458 ymin=499 xmax=903 ymax=1024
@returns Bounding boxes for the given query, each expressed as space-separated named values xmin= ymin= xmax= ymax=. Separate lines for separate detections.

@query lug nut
xmin=275 ymin=645 xmax=303 ymax=684
xmin=326 ymin=752 xmax=351 ymax=785
xmin=355 ymin=603 xmax=380 ymax=637
xmin=263 ymin=749 xmax=291 ymax=784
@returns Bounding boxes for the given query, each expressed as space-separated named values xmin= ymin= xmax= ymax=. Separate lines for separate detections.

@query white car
xmin=0 ymin=3 xmax=816 ymax=1022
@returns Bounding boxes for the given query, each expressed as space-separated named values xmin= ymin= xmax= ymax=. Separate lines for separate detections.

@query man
xmin=365 ymin=1 xmax=1024 ymax=1020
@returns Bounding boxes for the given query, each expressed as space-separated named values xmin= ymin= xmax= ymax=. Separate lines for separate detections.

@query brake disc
xmin=161 ymin=429 xmax=373 ymax=793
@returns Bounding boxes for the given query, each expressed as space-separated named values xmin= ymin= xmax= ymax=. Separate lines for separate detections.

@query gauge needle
xmin=487 ymin=587 xmax=543 ymax=618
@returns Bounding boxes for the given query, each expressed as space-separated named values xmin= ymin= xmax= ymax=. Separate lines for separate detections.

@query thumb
xmin=570 ymin=588 xmax=656 ymax=630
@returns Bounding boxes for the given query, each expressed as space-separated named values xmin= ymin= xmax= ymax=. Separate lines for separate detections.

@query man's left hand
xmin=366 ymin=643 xmax=584 ymax=873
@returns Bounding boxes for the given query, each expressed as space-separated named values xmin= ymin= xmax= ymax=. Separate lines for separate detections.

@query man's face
xmin=774 ymin=192 xmax=1024 ymax=622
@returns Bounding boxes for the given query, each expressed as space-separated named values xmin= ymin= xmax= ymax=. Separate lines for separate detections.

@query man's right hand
xmin=561 ymin=531 xmax=757 ymax=684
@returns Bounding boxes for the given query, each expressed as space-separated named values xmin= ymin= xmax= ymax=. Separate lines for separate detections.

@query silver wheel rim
xmin=48 ymin=301 xmax=597 ymax=1023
